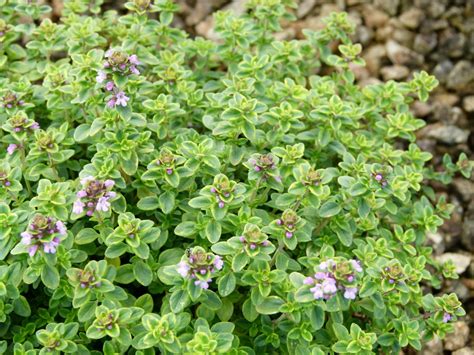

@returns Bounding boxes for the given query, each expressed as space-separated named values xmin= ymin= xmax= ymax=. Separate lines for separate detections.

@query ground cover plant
xmin=0 ymin=0 xmax=473 ymax=354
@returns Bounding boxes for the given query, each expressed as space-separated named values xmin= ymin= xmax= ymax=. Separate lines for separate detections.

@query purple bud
xmin=218 ymin=201 xmax=225 ymax=208
xmin=86 ymin=210 xmax=94 ymax=216
xmin=107 ymin=324 xmax=113 ymax=330
xmin=239 ymin=236 xmax=245 ymax=243
xmin=389 ymin=279 xmax=395 ymax=284
xmin=250 ymin=243 xmax=256 ymax=250
xmin=224 ymin=192 xmax=230 ymax=197
xmin=4 ymin=181 xmax=11 ymax=186
xmin=87 ymin=202 xmax=94 ymax=208
xmin=200 ymin=269 xmax=207 ymax=275
xmin=347 ymin=275 xmax=354 ymax=282
xmin=210 ymin=187 xmax=216 ymax=193
xmin=14 ymin=127 xmax=21 ymax=132
xmin=287 ymin=224 xmax=294 ymax=229
xmin=6 ymin=104 xmax=12 ymax=108
xmin=262 ymin=240 xmax=269 ymax=247
xmin=276 ymin=219 xmax=282 ymax=225
xmin=375 ymin=174 xmax=383 ymax=181
xmin=443 ymin=313 xmax=452 ymax=323
xmin=95 ymin=282 xmax=101 ymax=287
xmin=166 ymin=168 xmax=173 ymax=175
xmin=80 ymin=283 xmax=87 ymax=288
xmin=254 ymin=166 xmax=261 ymax=172
xmin=285 ymin=231 xmax=293 ymax=238
xmin=129 ymin=234 xmax=135 ymax=238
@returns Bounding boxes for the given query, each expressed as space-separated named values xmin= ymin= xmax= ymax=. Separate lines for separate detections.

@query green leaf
xmin=218 ymin=273 xmax=236 ymax=297
xmin=319 ymin=201 xmax=341 ymax=218
xmin=232 ymin=253 xmax=249 ymax=272
xmin=159 ymin=191 xmax=175 ymax=214
xmin=75 ymin=228 xmax=99 ymax=245
xmin=205 ymin=220 xmax=221 ymax=243
xmin=137 ymin=196 xmax=160 ymax=211
xmin=307 ymin=305 xmax=325 ymax=330
xmin=133 ymin=261 xmax=153 ymax=286
xmin=189 ymin=196 xmax=213 ymax=209
xmin=41 ymin=263 xmax=59 ymax=289
xmin=78 ymin=301 xmax=97 ymax=322
xmin=255 ymin=296 xmax=284 ymax=315
xmin=170 ymin=289 xmax=190 ymax=313
xmin=13 ymin=296 xmax=31 ymax=317
xmin=73 ymin=124 xmax=91 ymax=142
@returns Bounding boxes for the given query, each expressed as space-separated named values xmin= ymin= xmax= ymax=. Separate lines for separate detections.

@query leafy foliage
xmin=0 ymin=0 xmax=473 ymax=354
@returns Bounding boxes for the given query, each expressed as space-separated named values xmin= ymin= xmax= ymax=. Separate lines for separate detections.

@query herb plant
xmin=0 ymin=0 xmax=472 ymax=354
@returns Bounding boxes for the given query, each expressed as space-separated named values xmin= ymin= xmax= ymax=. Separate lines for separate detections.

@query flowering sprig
xmin=4 ymin=111 xmax=39 ymax=133
xmin=1 ymin=92 xmax=25 ymax=109
xmin=97 ymin=50 xmax=141 ymax=82
xmin=246 ymin=153 xmax=282 ymax=185
xmin=188 ymin=173 xmax=247 ymax=220
xmin=304 ymin=259 xmax=363 ymax=300
xmin=177 ymin=247 xmax=223 ymax=289
xmin=72 ymin=176 xmax=116 ymax=217
xmin=20 ymin=214 xmax=66 ymax=256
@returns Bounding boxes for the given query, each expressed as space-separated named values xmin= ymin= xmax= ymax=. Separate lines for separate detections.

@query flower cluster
xmin=210 ymin=174 xmax=237 ymax=209
xmin=20 ymin=214 xmax=66 ymax=256
xmin=73 ymin=176 xmax=116 ymax=217
xmin=7 ymin=111 xmax=40 ymax=133
xmin=177 ymin=247 xmax=224 ymax=289
xmin=0 ymin=171 xmax=11 ymax=187
xmin=248 ymin=154 xmax=281 ymax=182
xmin=77 ymin=269 xmax=102 ymax=289
xmin=238 ymin=224 xmax=270 ymax=253
xmin=96 ymin=50 xmax=140 ymax=109
xmin=373 ymin=172 xmax=388 ymax=187
xmin=1 ymin=92 xmax=24 ymax=109
xmin=382 ymin=262 xmax=405 ymax=285
xmin=304 ymin=259 xmax=363 ymax=300
xmin=276 ymin=209 xmax=301 ymax=239
xmin=155 ymin=149 xmax=179 ymax=175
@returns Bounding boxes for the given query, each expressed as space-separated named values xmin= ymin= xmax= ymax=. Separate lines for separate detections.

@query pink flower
xmin=351 ymin=260 xmax=363 ymax=273
xmin=303 ymin=277 xmax=314 ymax=285
xmin=322 ymin=278 xmax=337 ymax=294
xmin=115 ymin=91 xmax=129 ymax=107
xmin=128 ymin=54 xmax=140 ymax=65
xmin=343 ymin=287 xmax=358 ymax=300
xmin=194 ymin=279 xmax=211 ymax=289
xmin=96 ymin=70 xmax=107 ymax=83
xmin=7 ymin=144 xmax=17 ymax=155
xmin=177 ymin=261 xmax=190 ymax=277
xmin=105 ymin=81 xmax=115 ymax=91
xmin=31 ymin=122 xmax=40 ymax=130
xmin=443 ymin=312 xmax=452 ymax=323
xmin=95 ymin=196 xmax=110 ymax=212
xmin=310 ymin=285 xmax=324 ymax=299
xmin=73 ymin=200 xmax=85 ymax=214
xmin=213 ymin=256 xmax=224 ymax=270
xmin=107 ymin=97 xmax=116 ymax=108
xmin=28 ymin=245 xmax=39 ymax=257
xmin=104 ymin=179 xmax=115 ymax=188
xmin=55 ymin=221 xmax=67 ymax=236
xmin=76 ymin=190 xmax=87 ymax=198
xmin=130 ymin=66 xmax=140 ymax=75
xmin=43 ymin=238 xmax=60 ymax=254
xmin=20 ymin=232 xmax=32 ymax=245
xmin=105 ymin=191 xmax=116 ymax=199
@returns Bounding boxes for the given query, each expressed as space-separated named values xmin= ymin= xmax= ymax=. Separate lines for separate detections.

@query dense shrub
xmin=0 ymin=0 xmax=473 ymax=354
